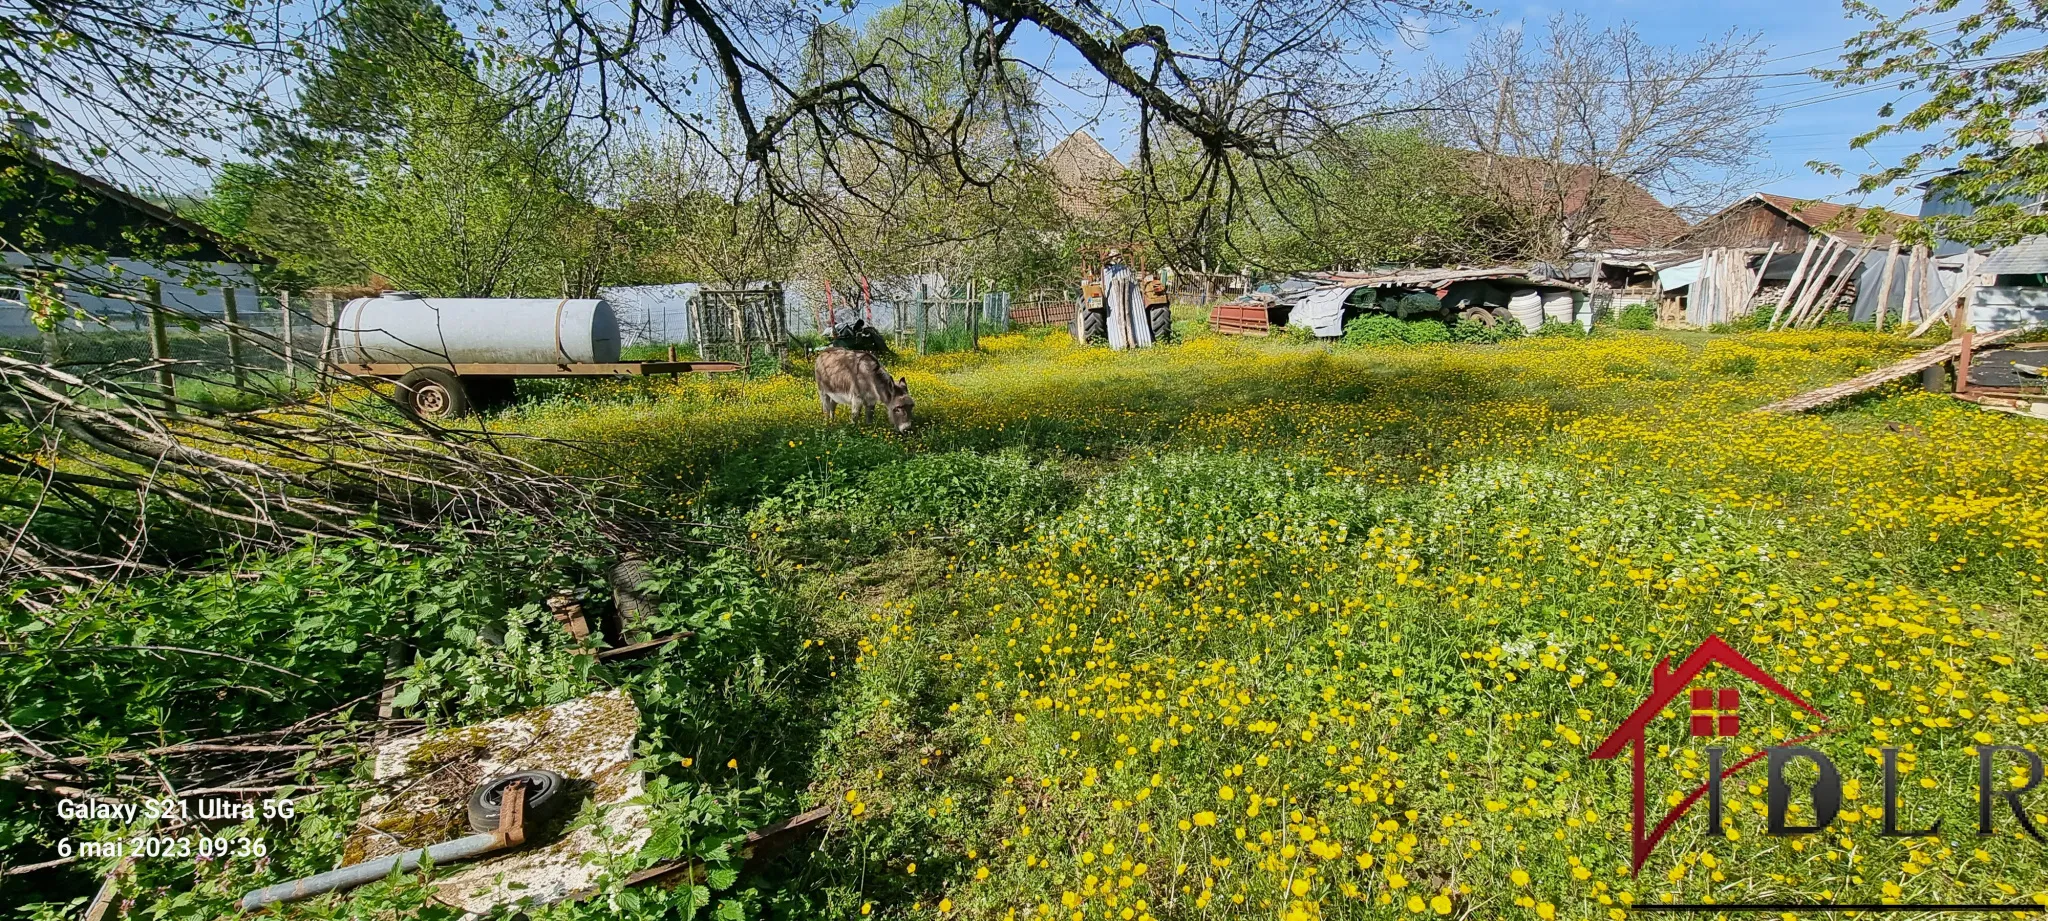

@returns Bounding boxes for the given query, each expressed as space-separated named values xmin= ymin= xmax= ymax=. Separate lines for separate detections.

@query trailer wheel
xmin=397 ymin=368 xmax=469 ymax=419
xmin=1461 ymin=307 xmax=1498 ymax=328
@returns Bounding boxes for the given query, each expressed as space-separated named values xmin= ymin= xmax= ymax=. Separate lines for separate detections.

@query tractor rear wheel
xmin=1076 ymin=307 xmax=1107 ymax=344
xmin=1148 ymin=304 xmax=1174 ymax=343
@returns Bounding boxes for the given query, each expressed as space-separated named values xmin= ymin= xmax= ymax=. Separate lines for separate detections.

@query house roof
xmin=1748 ymin=193 xmax=1913 ymax=244
xmin=1980 ymin=235 xmax=2048 ymax=275
xmin=1589 ymin=634 xmax=1824 ymax=760
xmin=1043 ymin=130 xmax=1126 ymax=221
xmin=1313 ymin=266 xmax=1585 ymax=292
xmin=0 ymin=143 xmax=265 ymax=264
xmin=1470 ymin=155 xmax=1691 ymax=249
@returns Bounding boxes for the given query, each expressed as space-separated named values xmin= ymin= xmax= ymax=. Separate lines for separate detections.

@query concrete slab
xmin=341 ymin=690 xmax=649 ymax=915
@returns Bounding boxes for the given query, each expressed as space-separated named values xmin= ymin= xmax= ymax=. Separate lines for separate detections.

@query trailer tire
xmin=1461 ymin=307 xmax=1497 ymax=328
xmin=397 ymin=368 xmax=469 ymax=420
xmin=1148 ymin=304 xmax=1174 ymax=343
xmin=467 ymin=769 xmax=571 ymax=833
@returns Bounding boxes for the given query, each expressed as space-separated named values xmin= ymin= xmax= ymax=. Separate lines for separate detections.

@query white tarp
xmin=1657 ymin=260 xmax=1702 ymax=292
xmin=1284 ymin=286 xmax=1351 ymax=337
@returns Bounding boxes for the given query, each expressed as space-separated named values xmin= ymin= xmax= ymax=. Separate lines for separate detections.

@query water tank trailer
xmin=331 ymin=292 xmax=739 ymax=418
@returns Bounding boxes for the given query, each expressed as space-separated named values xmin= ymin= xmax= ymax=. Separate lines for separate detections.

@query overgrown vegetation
xmin=16 ymin=323 xmax=2042 ymax=919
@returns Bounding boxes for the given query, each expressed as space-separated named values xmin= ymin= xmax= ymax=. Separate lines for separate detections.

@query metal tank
xmin=335 ymin=292 xmax=622 ymax=365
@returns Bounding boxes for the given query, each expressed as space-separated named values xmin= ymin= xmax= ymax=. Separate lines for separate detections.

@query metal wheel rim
xmin=414 ymin=383 xmax=452 ymax=416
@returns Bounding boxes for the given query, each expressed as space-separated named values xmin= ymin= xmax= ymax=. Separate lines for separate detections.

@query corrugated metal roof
xmin=1980 ymin=236 xmax=2048 ymax=276
xmin=1310 ymin=267 xmax=1585 ymax=292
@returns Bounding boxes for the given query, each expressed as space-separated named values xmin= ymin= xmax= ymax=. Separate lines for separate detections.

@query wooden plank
xmin=1742 ymin=242 xmax=1780 ymax=319
xmin=1909 ymin=251 xmax=1986 ymax=338
xmin=1784 ymin=237 xmax=1844 ymax=329
xmin=594 ymin=632 xmax=694 ymax=662
xmin=222 ymin=287 xmax=247 ymax=388
xmin=147 ymin=278 xmax=173 ymax=403
xmin=608 ymin=805 xmax=834 ymax=893
xmin=1770 ymin=239 xmax=1819 ymax=329
xmin=1757 ymin=327 xmax=2025 ymax=413
xmin=1802 ymin=238 xmax=1877 ymax=328
xmin=1871 ymin=241 xmax=1901 ymax=332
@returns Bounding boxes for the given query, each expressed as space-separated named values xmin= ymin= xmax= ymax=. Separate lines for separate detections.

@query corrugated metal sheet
xmin=1969 ymin=286 xmax=2048 ymax=331
xmin=1980 ymin=236 xmax=2048 ymax=276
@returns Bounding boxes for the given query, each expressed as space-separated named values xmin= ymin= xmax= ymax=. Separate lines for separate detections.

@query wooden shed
xmin=1673 ymin=193 xmax=1909 ymax=253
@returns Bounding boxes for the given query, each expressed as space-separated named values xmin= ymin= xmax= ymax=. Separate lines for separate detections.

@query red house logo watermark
xmin=1588 ymin=635 xmax=1829 ymax=874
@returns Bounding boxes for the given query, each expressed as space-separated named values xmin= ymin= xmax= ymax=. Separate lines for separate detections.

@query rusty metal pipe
xmin=238 ymin=830 xmax=514 ymax=911
xmin=241 ymin=781 xmax=528 ymax=912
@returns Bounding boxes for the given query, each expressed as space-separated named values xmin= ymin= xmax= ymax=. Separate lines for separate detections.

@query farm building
xmin=1043 ymin=130 xmax=1125 ymax=223
xmin=1469 ymin=155 xmax=1691 ymax=258
xmin=1656 ymin=193 xmax=1960 ymax=328
xmin=1968 ymin=236 xmax=2048 ymax=330
xmin=0 ymin=144 xmax=270 ymax=336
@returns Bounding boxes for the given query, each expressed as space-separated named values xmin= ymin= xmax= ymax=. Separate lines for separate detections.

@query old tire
xmin=397 ymin=368 xmax=469 ymax=419
xmin=1148 ymin=305 xmax=1174 ymax=343
xmin=1077 ymin=308 xmax=1107 ymax=344
xmin=467 ymin=769 xmax=570 ymax=833
xmin=1461 ymin=307 xmax=1497 ymax=328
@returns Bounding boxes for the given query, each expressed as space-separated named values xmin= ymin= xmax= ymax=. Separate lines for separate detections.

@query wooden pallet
xmin=1757 ymin=327 xmax=2025 ymax=413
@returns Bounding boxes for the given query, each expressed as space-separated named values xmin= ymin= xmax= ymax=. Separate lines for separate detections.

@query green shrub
xmin=1341 ymin=314 xmax=1408 ymax=347
xmin=1534 ymin=320 xmax=1584 ymax=338
xmin=1449 ymin=318 xmax=1494 ymax=343
xmin=1401 ymin=318 xmax=1451 ymax=344
xmin=1617 ymin=303 xmax=1656 ymax=330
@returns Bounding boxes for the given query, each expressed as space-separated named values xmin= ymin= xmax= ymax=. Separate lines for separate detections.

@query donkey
xmin=814 ymin=348 xmax=915 ymax=433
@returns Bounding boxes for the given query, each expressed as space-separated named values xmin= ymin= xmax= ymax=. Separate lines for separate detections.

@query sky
xmin=1026 ymin=0 xmax=1966 ymax=220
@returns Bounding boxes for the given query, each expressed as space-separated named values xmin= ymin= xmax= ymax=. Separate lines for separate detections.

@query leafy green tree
xmin=338 ymin=89 xmax=594 ymax=296
xmin=1233 ymin=128 xmax=1511 ymax=270
xmin=1820 ymin=0 xmax=2048 ymax=245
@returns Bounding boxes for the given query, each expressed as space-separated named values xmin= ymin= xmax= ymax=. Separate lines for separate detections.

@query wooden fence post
xmin=222 ymin=286 xmax=247 ymax=388
xmin=916 ymin=285 xmax=928 ymax=355
xmin=315 ymin=293 xmax=336 ymax=390
xmin=969 ymin=292 xmax=981 ymax=350
xmin=281 ymin=290 xmax=297 ymax=388
xmin=146 ymin=278 xmax=173 ymax=403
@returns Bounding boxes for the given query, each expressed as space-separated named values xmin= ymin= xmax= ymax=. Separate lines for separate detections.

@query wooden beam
xmin=1758 ymin=327 xmax=2025 ymax=412
xmin=1871 ymin=241 xmax=1901 ymax=332
xmin=1771 ymin=238 xmax=1820 ymax=330
xmin=222 ymin=287 xmax=247 ymax=388
xmin=1791 ymin=238 xmax=1854 ymax=328
xmin=1742 ymin=242 xmax=1781 ymax=318
xmin=146 ymin=278 xmax=173 ymax=403
xmin=1804 ymin=238 xmax=1877 ymax=328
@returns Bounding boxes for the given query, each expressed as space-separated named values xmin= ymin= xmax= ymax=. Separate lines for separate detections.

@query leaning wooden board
xmin=1756 ymin=327 xmax=2026 ymax=413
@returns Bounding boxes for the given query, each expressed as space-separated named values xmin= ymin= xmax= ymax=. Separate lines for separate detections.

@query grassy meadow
xmin=496 ymin=325 xmax=2048 ymax=919
xmin=8 ymin=322 xmax=2048 ymax=921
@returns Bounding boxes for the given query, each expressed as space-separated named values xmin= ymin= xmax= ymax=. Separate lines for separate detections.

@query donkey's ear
xmin=895 ymin=376 xmax=908 ymax=391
